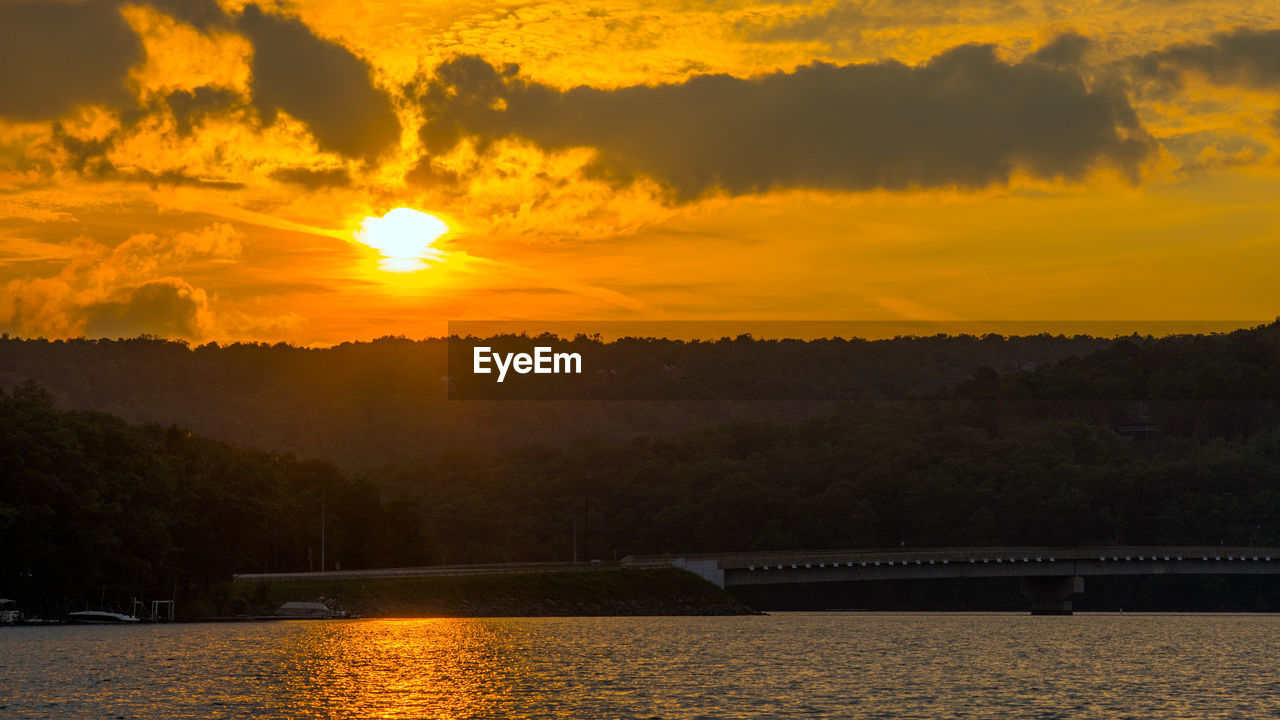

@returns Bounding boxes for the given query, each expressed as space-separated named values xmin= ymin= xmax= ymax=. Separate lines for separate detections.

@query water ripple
xmin=1 ymin=613 xmax=1277 ymax=718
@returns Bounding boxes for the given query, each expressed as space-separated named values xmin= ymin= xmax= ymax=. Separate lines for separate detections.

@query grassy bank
xmin=226 ymin=568 xmax=753 ymax=617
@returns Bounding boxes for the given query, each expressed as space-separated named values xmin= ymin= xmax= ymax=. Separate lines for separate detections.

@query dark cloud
xmin=49 ymin=122 xmax=243 ymax=189
xmin=51 ymin=122 xmax=116 ymax=176
xmin=144 ymin=0 xmax=230 ymax=31
xmin=1133 ymin=28 xmax=1280 ymax=91
xmin=131 ymin=170 xmax=244 ymax=190
xmin=157 ymin=2 xmax=404 ymax=159
xmin=48 ymin=86 xmax=242 ymax=178
xmin=1030 ymin=31 xmax=1091 ymax=66
xmin=415 ymin=47 xmax=1154 ymax=200
xmin=84 ymin=279 xmax=209 ymax=340
xmin=404 ymin=160 xmax=462 ymax=190
xmin=237 ymin=4 xmax=401 ymax=159
xmin=0 ymin=0 xmax=143 ymax=121
xmin=1 ymin=0 xmax=400 ymax=162
xmin=268 ymin=166 xmax=352 ymax=188
xmin=164 ymin=87 xmax=243 ymax=135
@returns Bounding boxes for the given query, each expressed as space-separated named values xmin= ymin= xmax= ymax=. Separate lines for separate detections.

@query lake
xmin=2 ymin=613 xmax=1277 ymax=718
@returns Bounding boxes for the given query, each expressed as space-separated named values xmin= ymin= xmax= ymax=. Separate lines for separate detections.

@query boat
xmin=1 ymin=599 xmax=20 ymax=625
xmin=275 ymin=601 xmax=332 ymax=618
xmin=275 ymin=601 xmax=346 ymax=618
xmin=66 ymin=610 xmax=140 ymax=624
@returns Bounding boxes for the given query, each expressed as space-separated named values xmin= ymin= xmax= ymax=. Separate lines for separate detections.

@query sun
xmin=353 ymin=208 xmax=449 ymax=272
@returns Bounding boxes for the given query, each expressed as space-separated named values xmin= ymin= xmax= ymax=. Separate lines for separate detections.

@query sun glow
xmin=353 ymin=208 xmax=449 ymax=272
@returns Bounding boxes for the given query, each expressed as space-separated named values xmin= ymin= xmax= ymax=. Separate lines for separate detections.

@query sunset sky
xmin=1 ymin=0 xmax=1278 ymax=344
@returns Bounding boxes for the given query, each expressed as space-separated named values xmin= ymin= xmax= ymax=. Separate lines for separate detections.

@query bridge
xmin=622 ymin=546 xmax=1280 ymax=614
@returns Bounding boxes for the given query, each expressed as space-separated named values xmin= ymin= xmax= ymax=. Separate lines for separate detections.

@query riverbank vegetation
xmin=228 ymin=569 xmax=752 ymax=617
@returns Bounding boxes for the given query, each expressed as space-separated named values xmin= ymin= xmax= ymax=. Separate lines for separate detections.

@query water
xmin=2 ymin=613 xmax=1278 ymax=719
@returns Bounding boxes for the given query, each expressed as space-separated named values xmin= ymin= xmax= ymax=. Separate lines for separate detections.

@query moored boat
xmin=275 ymin=601 xmax=346 ymax=618
xmin=66 ymin=610 xmax=140 ymax=624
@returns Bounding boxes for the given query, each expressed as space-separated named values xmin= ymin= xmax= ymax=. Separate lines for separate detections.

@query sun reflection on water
xmin=268 ymin=619 xmax=535 ymax=719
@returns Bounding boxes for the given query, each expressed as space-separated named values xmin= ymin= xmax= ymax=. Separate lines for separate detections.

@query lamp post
xmin=320 ymin=489 xmax=326 ymax=572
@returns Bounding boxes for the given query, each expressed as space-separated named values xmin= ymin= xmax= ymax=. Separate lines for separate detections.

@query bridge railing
xmin=622 ymin=546 xmax=1280 ymax=571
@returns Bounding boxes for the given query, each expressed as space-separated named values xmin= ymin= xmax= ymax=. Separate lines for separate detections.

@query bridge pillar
xmin=671 ymin=558 xmax=725 ymax=588
xmin=1019 ymin=575 xmax=1084 ymax=615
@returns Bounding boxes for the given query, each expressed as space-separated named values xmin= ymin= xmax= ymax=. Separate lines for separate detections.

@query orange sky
xmin=1 ymin=0 xmax=1278 ymax=344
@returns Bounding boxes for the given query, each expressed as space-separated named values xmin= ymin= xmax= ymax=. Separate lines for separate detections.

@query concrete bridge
xmin=621 ymin=546 xmax=1280 ymax=614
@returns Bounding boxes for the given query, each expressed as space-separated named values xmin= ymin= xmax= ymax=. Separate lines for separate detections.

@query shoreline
xmin=225 ymin=567 xmax=756 ymax=620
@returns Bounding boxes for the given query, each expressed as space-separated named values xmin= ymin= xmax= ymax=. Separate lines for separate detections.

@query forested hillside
xmin=386 ymin=326 xmax=1280 ymax=562
xmin=0 ymin=383 xmax=426 ymax=617
xmin=0 ymin=333 xmax=1112 ymax=466
xmin=5 ymin=324 xmax=1280 ymax=614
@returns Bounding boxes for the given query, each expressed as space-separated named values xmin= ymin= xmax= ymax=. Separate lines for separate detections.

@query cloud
xmin=1030 ymin=31 xmax=1091 ymax=66
xmin=47 ymin=118 xmax=248 ymax=188
xmin=734 ymin=0 xmax=1031 ymax=44
xmin=736 ymin=3 xmax=870 ymax=43
xmin=236 ymin=4 xmax=401 ymax=159
xmin=0 ymin=223 xmax=242 ymax=340
xmin=112 ymin=223 xmax=245 ymax=269
xmin=143 ymin=0 xmax=230 ymax=32
xmin=164 ymin=86 xmax=244 ymax=136
xmin=84 ymin=278 xmax=212 ymax=339
xmin=50 ymin=122 xmax=117 ymax=176
xmin=414 ymin=47 xmax=1154 ymax=200
xmin=0 ymin=0 xmax=143 ymax=121
xmin=268 ymin=166 xmax=352 ymax=188
xmin=4 ymin=0 xmax=400 ymax=171
xmin=1133 ymin=27 xmax=1280 ymax=92
xmin=404 ymin=161 xmax=461 ymax=190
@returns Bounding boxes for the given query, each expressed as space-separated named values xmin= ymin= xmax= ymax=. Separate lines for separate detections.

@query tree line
xmin=0 ymin=332 xmax=1113 ymax=466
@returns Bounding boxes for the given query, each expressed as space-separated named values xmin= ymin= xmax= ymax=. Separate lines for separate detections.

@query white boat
xmin=66 ymin=610 xmax=140 ymax=624
xmin=275 ymin=601 xmax=336 ymax=618
xmin=0 ymin=599 xmax=20 ymax=624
